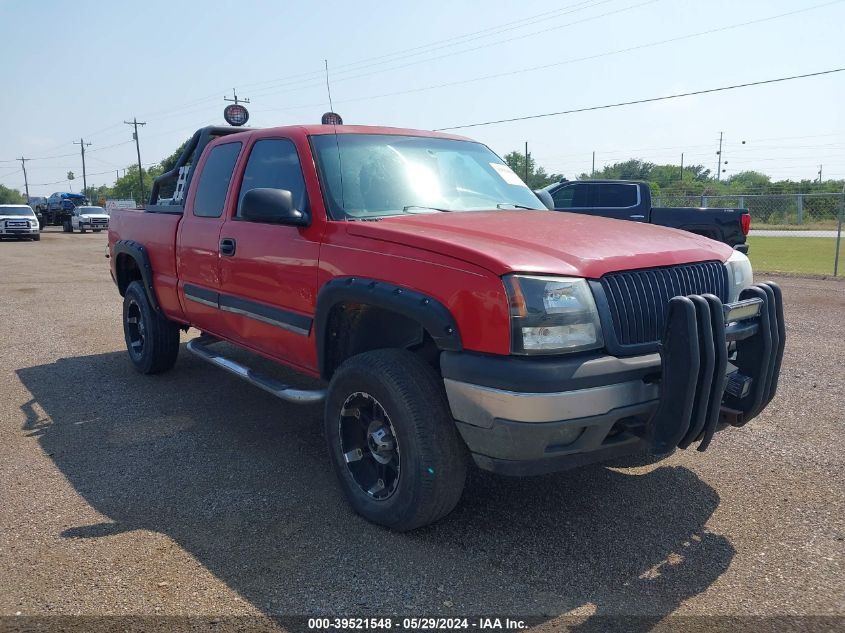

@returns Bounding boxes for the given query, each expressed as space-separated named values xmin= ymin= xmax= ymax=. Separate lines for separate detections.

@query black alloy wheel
xmin=125 ymin=298 xmax=146 ymax=362
xmin=339 ymin=391 xmax=401 ymax=500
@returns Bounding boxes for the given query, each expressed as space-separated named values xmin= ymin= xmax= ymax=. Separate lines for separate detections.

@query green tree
xmin=582 ymin=159 xmax=655 ymax=181
xmin=0 ymin=185 xmax=25 ymax=204
xmin=503 ymin=151 xmax=564 ymax=189
xmin=726 ymin=171 xmax=771 ymax=192
xmin=109 ymin=165 xmax=164 ymax=203
xmin=159 ymin=139 xmax=189 ymax=173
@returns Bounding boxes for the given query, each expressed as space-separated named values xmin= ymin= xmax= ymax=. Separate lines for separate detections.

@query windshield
xmin=78 ymin=207 xmax=106 ymax=215
xmin=1 ymin=206 xmax=35 ymax=217
xmin=312 ymin=134 xmax=545 ymax=219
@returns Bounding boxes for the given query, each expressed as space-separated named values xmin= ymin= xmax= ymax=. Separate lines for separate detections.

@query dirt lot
xmin=0 ymin=228 xmax=843 ymax=628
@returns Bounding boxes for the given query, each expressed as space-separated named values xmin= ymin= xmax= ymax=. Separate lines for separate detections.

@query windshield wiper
xmin=496 ymin=202 xmax=537 ymax=210
xmin=403 ymin=205 xmax=453 ymax=213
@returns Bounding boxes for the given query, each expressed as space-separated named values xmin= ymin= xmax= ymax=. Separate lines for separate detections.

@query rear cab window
xmin=192 ymin=142 xmax=242 ymax=218
xmin=594 ymin=183 xmax=639 ymax=208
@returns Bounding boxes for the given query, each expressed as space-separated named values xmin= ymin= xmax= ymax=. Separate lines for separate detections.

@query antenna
xmin=324 ymin=60 xmax=335 ymax=112
xmin=324 ymin=59 xmax=345 ymax=213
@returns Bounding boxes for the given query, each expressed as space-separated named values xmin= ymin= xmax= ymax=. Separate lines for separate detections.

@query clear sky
xmin=1 ymin=0 xmax=843 ymax=196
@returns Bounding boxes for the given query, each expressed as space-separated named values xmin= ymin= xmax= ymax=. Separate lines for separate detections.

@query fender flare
xmin=314 ymin=277 xmax=463 ymax=377
xmin=113 ymin=239 xmax=161 ymax=312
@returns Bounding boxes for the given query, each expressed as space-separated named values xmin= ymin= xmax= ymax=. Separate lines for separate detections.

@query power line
xmin=252 ymin=0 xmax=842 ymax=118
xmin=435 ymin=68 xmax=845 ymax=130
xmin=23 ymin=164 xmax=160 ymax=188
xmin=249 ymin=0 xmax=659 ymax=101
xmin=114 ymin=1 xmax=620 ymax=128
xmin=236 ymin=0 xmax=617 ymax=94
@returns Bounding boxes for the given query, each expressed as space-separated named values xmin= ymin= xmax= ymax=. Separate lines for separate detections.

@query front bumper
xmin=442 ymin=283 xmax=785 ymax=475
xmin=0 ymin=227 xmax=39 ymax=236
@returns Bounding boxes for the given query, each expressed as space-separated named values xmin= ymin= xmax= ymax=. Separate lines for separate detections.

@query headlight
xmin=724 ymin=250 xmax=753 ymax=303
xmin=503 ymin=275 xmax=603 ymax=354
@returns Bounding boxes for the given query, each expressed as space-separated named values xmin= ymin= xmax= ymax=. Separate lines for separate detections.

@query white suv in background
xmin=0 ymin=205 xmax=41 ymax=241
xmin=69 ymin=206 xmax=110 ymax=233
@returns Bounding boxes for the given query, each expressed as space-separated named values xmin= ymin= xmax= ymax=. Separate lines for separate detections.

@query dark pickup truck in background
xmin=537 ymin=180 xmax=750 ymax=253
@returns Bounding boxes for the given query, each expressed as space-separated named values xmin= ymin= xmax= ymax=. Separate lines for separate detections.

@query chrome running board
xmin=186 ymin=336 xmax=325 ymax=405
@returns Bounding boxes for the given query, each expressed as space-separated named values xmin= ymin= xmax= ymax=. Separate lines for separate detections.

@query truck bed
xmin=108 ymin=208 xmax=185 ymax=320
xmin=651 ymin=206 xmax=747 ymax=250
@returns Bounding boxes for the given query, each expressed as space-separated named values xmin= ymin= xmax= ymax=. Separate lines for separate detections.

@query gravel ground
xmin=0 ymin=228 xmax=843 ymax=628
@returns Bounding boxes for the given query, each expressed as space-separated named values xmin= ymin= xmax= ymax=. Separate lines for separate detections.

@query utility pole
xmin=224 ymin=88 xmax=250 ymax=106
xmin=715 ymin=132 xmax=723 ymax=181
xmin=818 ymin=165 xmax=823 ymax=183
xmin=124 ymin=118 xmax=147 ymax=204
xmin=591 ymin=151 xmax=596 ymax=178
xmin=18 ymin=157 xmax=30 ymax=203
xmin=680 ymin=153 xmax=684 ymax=182
xmin=74 ymin=138 xmax=91 ymax=198
xmin=524 ymin=142 xmax=529 ymax=185
xmin=834 ymin=182 xmax=844 ymax=276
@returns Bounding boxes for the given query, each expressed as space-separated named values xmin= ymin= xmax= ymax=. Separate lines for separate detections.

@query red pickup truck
xmin=108 ymin=123 xmax=785 ymax=531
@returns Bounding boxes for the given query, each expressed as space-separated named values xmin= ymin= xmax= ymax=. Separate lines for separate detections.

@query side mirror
xmin=534 ymin=189 xmax=555 ymax=210
xmin=240 ymin=188 xmax=309 ymax=226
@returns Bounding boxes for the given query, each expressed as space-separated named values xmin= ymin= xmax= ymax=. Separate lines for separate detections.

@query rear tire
xmin=62 ymin=220 xmax=71 ymax=233
xmin=324 ymin=349 xmax=467 ymax=531
xmin=122 ymin=281 xmax=180 ymax=374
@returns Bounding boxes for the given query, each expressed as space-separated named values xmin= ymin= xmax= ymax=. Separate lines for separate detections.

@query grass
xmin=747 ymin=236 xmax=844 ymax=276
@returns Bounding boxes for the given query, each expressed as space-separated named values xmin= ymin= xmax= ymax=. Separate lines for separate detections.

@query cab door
xmin=176 ymin=140 xmax=243 ymax=335
xmin=216 ymin=136 xmax=321 ymax=373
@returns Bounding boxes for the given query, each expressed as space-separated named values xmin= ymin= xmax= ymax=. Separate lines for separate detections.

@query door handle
xmin=220 ymin=238 xmax=236 ymax=256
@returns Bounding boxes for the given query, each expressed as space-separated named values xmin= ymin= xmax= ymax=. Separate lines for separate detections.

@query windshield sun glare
xmin=312 ymin=134 xmax=544 ymax=219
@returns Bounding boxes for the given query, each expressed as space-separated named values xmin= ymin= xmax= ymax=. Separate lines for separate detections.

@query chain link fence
xmin=655 ymin=192 xmax=844 ymax=228
xmin=654 ymin=192 xmax=844 ymax=276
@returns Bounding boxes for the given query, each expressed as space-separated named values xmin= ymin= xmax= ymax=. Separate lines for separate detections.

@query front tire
xmin=122 ymin=281 xmax=180 ymax=374
xmin=32 ymin=234 xmax=41 ymax=241
xmin=62 ymin=220 xmax=71 ymax=233
xmin=324 ymin=349 xmax=467 ymax=531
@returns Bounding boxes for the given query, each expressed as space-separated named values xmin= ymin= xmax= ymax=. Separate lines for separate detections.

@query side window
xmin=594 ymin=184 xmax=638 ymax=208
xmin=236 ymin=138 xmax=308 ymax=218
xmin=551 ymin=183 xmax=589 ymax=209
xmin=192 ymin=142 xmax=242 ymax=218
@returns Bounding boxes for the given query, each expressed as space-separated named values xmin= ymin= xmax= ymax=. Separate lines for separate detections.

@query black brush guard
xmin=647 ymin=282 xmax=785 ymax=454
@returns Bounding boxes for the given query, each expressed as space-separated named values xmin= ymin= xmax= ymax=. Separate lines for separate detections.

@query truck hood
xmin=80 ymin=213 xmax=109 ymax=219
xmin=345 ymin=210 xmax=734 ymax=278
xmin=0 ymin=214 xmax=36 ymax=222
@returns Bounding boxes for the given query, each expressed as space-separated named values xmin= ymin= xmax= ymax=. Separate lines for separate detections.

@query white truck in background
xmin=69 ymin=206 xmax=110 ymax=233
